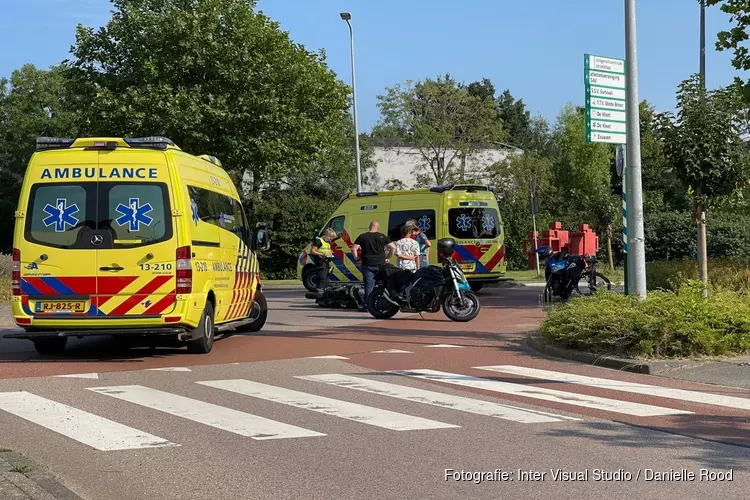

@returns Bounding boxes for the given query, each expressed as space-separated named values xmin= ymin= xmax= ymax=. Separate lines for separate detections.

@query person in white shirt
xmin=395 ymin=224 xmax=421 ymax=271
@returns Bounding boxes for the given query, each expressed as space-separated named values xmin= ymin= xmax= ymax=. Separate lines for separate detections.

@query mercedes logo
xmin=91 ymin=234 xmax=103 ymax=246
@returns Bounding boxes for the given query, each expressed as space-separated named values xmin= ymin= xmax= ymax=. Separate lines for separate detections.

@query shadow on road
xmin=541 ymin=419 xmax=750 ymax=463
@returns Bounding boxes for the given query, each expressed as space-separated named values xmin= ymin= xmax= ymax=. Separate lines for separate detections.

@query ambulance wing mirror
xmin=255 ymin=222 xmax=271 ymax=251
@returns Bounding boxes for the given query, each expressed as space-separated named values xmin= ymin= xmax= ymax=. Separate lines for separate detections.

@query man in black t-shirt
xmin=351 ymin=220 xmax=396 ymax=302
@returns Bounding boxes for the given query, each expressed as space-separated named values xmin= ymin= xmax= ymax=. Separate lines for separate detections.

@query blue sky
xmin=2 ymin=0 xmax=746 ymax=132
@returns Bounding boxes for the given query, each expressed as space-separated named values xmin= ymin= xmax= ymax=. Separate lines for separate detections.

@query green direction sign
xmin=584 ymin=54 xmax=627 ymax=144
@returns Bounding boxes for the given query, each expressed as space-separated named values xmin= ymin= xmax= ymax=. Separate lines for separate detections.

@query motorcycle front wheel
xmin=442 ymin=290 xmax=480 ymax=322
xmin=366 ymin=287 xmax=400 ymax=319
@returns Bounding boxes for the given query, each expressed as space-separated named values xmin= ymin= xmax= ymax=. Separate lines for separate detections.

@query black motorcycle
xmin=365 ymin=238 xmax=481 ymax=322
xmin=536 ymin=246 xmax=611 ymax=301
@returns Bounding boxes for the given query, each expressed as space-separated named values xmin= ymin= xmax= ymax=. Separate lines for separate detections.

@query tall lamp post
xmin=340 ymin=12 xmax=362 ymax=193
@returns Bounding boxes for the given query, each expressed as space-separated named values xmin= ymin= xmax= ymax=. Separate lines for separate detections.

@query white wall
xmin=366 ymin=145 xmax=522 ymax=190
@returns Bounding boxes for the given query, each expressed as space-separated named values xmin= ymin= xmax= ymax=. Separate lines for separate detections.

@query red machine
xmin=522 ymin=222 xmax=599 ymax=270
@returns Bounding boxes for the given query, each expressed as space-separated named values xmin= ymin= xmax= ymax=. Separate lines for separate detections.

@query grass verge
xmin=506 ymin=267 xmax=625 ymax=283
xmin=540 ymin=281 xmax=750 ymax=359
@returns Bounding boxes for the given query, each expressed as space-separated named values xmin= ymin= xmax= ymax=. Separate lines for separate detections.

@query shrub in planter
xmin=539 ymin=281 xmax=750 ymax=358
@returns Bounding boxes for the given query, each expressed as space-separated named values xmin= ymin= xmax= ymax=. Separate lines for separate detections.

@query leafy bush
xmin=643 ymin=211 xmax=750 ymax=262
xmin=646 ymin=259 xmax=750 ymax=294
xmin=539 ymin=281 xmax=750 ymax=358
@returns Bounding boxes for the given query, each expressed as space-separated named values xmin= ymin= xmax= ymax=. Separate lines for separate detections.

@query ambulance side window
xmin=187 ymin=186 xmax=214 ymax=226
xmin=232 ymin=199 xmax=251 ymax=246
xmin=387 ymin=210 xmax=436 ymax=241
xmin=320 ymin=216 xmax=345 ymax=237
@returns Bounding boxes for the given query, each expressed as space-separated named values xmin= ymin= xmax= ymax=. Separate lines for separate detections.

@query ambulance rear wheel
xmin=187 ymin=302 xmax=215 ymax=354
xmin=302 ymin=266 xmax=318 ymax=292
xmin=236 ymin=291 xmax=267 ymax=333
xmin=33 ymin=337 xmax=67 ymax=356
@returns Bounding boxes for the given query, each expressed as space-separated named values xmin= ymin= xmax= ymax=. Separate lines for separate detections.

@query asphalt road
xmin=1 ymin=287 xmax=749 ymax=500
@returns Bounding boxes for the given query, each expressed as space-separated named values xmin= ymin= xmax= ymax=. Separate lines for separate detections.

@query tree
xmin=374 ymin=74 xmax=505 ymax=184
xmin=496 ymin=89 xmax=532 ymax=149
xmin=0 ymin=64 xmax=78 ymax=252
xmin=487 ymin=151 xmax=554 ymax=269
xmin=638 ymin=100 xmax=691 ymax=212
xmin=706 ymin=0 xmax=750 ymax=103
xmin=68 ymin=0 xmax=353 ymax=208
xmin=550 ymin=104 xmax=612 ymax=206
xmin=654 ymin=73 xmax=750 ymax=294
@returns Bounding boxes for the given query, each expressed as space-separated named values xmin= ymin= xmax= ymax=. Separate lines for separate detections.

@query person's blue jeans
xmin=361 ymin=265 xmax=381 ymax=301
xmin=419 ymin=255 xmax=428 ymax=268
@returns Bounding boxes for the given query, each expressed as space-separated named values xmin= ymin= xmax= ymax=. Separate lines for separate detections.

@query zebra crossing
xmin=1 ymin=365 xmax=749 ymax=452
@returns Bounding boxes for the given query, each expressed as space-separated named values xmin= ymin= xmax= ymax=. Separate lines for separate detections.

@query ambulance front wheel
xmin=33 ymin=337 xmax=67 ymax=356
xmin=186 ymin=301 xmax=215 ymax=354
xmin=302 ymin=266 xmax=318 ymax=292
xmin=236 ymin=291 xmax=268 ymax=333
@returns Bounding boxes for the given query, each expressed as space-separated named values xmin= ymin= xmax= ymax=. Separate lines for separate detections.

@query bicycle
xmin=575 ymin=255 xmax=612 ymax=296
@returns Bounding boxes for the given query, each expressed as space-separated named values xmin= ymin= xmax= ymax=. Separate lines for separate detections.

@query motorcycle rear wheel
xmin=442 ymin=291 xmax=480 ymax=322
xmin=366 ymin=288 xmax=400 ymax=319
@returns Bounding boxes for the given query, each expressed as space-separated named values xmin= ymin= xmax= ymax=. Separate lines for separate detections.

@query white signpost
xmin=585 ymin=54 xmax=627 ymax=144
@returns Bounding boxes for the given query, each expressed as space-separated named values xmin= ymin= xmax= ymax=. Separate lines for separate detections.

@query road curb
xmin=1 ymin=449 xmax=83 ymax=500
xmin=523 ymin=333 xmax=709 ymax=375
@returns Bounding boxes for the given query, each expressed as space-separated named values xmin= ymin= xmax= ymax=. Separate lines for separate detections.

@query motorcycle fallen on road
xmin=365 ymin=237 xmax=481 ymax=322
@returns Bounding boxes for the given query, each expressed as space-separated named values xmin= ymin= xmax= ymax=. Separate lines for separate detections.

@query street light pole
xmin=624 ymin=0 xmax=647 ymax=298
xmin=697 ymin=0 xmax=709 ymax=297
xmin=340 ymin=12 xmax=362 ymax=193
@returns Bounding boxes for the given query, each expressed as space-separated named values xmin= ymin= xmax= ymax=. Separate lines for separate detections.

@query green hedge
xmin=643 ymin=211 xmax=750 ymax=262
xmin=646 ymin=259 xmax=750 ymax=294
xmin=540 ymin=282 xmax=750 ymax=358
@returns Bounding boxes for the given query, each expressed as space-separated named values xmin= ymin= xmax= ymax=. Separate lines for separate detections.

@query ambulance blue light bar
xmin=123 ymin=136 xmax=176 ymax=150
xmin=36 ymin=137 xmax=75 ymax=150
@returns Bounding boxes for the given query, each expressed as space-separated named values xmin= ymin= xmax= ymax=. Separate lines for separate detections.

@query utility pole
xmin=530 ymin=180 xmax=540 ymax=277
xmin=340 ymin=12 xmax=362 ymax=193
xmin=624 ymin=0 xmax=647 ymax=298
xmin=697 ymin=0 xmax=709 ymax=297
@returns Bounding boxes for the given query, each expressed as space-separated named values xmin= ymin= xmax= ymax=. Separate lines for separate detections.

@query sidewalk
xmin=0 ymin=450 xmax=82 ymax=500
xmin=526 ymin=332 xmax=750 ymax=390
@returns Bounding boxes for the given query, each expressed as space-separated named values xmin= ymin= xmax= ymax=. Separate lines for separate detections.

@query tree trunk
xmin=694 ymin=196 xmax=708 ymax=299
xmin=459 ymin=154 xmax=466 ymax=181
xmin=698 ymin=204 xmax=708 ymax=299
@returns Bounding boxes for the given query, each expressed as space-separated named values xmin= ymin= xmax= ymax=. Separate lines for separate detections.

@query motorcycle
xmin=536 ymin=246 xmax=611 ymax=301
xmin=365 ymin=237 xmax=481 ymax=322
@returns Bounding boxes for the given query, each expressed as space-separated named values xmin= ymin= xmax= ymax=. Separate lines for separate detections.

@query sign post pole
xmin=617 ymin=145 xmax=629 ymax=294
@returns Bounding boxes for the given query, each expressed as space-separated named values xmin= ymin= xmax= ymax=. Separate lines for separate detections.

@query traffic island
xmin=524 ymin=332 xmax=710 ymax=375
xmin=0 ymin=449 xmax=82 ymax=500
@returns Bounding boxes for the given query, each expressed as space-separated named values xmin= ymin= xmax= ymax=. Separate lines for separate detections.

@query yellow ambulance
xmin=297 ymin=184 xmax=506 ymax=291
xmin=6 ymin=136 xmax=270 ymax=355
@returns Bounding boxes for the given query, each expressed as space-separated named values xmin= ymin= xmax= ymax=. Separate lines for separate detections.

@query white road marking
xmin=88 ymin=385 xmax=324 ymax=440
xmin=146 ymin=367 xmax=192 ymax=372
xmin=297 ymin=373 xmax=580 ymax=424
xmin=54 ymin=373 xmax=99 ymax=379
xmin=425 ymin=344 xmax=464 ymax=348
xmin=0 ymin=391 xmax=176 ymax=451
xmin=391 ymin=369 xmax=693 ymax=417
xmin=476 ymin=365 xmax=750 ymax=412
xmin=198 ymin=379 xmax=458 ymax=431
xmin=372 ymin=349 xmax=413 ymax=354
xmin=307 ymin=355 xmax=350 ymax=360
